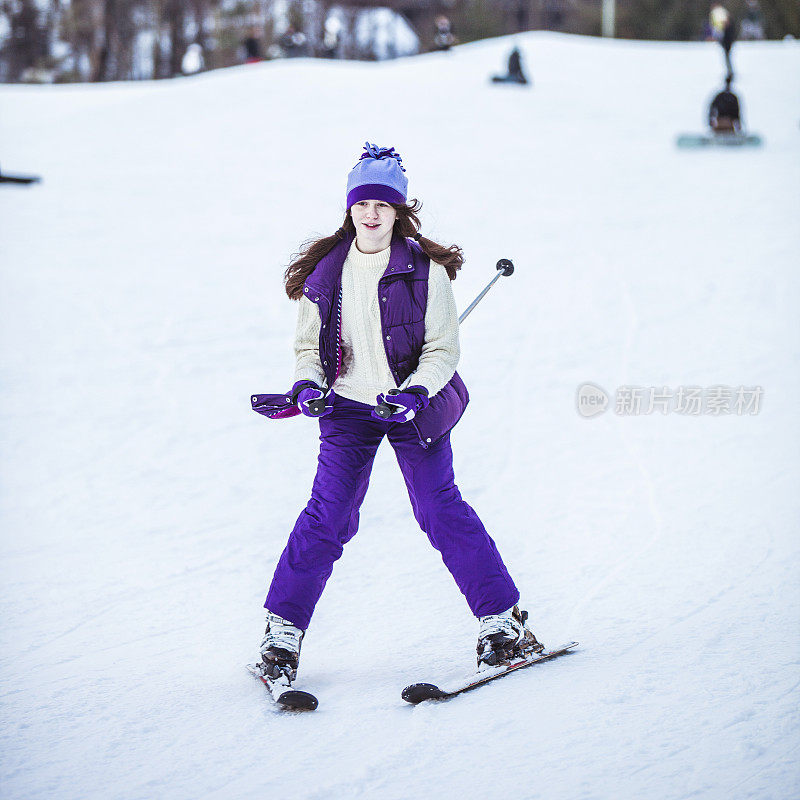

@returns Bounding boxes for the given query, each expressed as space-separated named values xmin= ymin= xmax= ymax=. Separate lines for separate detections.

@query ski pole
xmin=373 ymin=258 xmax=514 ymax=419
xmin=458 ymin=258 xmax=514 ymax=324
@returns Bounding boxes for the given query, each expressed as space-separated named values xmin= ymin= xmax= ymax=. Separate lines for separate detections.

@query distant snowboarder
xmin=491 ymin=47 xmax=529 ymax=85
xmin=708 ymin=76 xmax=741 ymax=134
xmin=676 ymin=76 xmax=761 ymax=148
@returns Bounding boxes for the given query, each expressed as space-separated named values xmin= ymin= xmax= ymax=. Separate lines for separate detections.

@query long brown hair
xmin=284 ymin=199 xmax=464 ymax=300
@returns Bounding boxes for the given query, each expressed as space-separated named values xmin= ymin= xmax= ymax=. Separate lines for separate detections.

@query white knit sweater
xmin=293 ymin=239 xmax=460 ymax=406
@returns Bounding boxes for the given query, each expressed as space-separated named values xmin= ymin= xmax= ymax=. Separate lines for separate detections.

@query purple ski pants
xmin=264 ymin=395 xmax=520 ymax=630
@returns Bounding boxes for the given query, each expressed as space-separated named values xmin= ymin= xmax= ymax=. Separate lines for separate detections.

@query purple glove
xmin=291 ymin=381 xmax=334 ymax=418
xmin=371 ymin=386 xmax=430 ymax=422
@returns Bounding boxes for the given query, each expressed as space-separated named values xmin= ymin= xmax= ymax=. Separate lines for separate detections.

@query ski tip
xmin=277 ymin=690 xmax=319 ymax=711
xmin=402 ymin=682 xmax=447 ymax=704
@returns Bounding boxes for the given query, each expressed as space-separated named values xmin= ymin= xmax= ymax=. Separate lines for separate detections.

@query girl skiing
xmin=255 ymin=143 xmax=542 ymax=682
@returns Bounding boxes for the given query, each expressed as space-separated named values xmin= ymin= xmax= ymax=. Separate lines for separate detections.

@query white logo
xmin=576 ymin=383 xmax=609 ymax=418
xmin=576 ymin=383 xmax=763 ymax=417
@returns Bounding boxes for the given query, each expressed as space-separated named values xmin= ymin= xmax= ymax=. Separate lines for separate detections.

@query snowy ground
xmin=1 ymin=32 xmax=799 ymax=800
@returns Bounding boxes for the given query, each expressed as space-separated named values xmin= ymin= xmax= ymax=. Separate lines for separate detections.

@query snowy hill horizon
xmin=1 ymin=31 xmax=799 ymax=800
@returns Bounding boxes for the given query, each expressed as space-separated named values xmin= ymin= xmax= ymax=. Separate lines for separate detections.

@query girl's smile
xmin=351 ymin=199 xmax=397 ymax=253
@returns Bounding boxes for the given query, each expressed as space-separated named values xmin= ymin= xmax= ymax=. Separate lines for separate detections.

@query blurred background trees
xmin=1 ymin=0 xmax=797 ymax=83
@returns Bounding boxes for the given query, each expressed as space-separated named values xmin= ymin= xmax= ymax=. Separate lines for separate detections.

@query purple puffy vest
xmin=302 ymin=231 xmax=468 ymax=448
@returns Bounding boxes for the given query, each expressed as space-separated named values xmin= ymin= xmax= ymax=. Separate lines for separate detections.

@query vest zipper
xmin=332 ymin=285 xmax=343 ymax=385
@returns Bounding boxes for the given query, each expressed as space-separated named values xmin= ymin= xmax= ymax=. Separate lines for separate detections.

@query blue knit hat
xmin=346 ymin=142 xmax=408 ymax=209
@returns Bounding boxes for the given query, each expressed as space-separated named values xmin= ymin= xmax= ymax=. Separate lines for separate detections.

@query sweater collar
xmin=346 ymin=238 xmax=392 ymax=270
xmin=305 ymin=231 xmax=418 ymax=302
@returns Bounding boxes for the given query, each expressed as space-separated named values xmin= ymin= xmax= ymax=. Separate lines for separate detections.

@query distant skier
xmin=491 ymin=46 xmax=529 ymax=85
xmin=741 ymin=0 xmax=765 ymax=41
xmin=433 ymin=15 xmax=456 ymax=51
xmin=278 ymin=25 xmax=307 ymax=58
xmin=710 ymin=5 xmax=737 ymax=80
xmin=241 ymin=31 xmax=262 ymax=64
xmin=181 ymin=43 xmax=204 ymax=75
xmin=321 ymin=21 xmax=340 ymax=59
xmin=254 ymin=142 xmax=543 ymax=684
xmin=708 ymin=76 xmax=742 ymax=134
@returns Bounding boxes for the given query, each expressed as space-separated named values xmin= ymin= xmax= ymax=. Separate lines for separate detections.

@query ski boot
xmin=259 ymin=610 xmax=305 ymax=682
xmin=477 ymin=605 xmax=544 ymax=669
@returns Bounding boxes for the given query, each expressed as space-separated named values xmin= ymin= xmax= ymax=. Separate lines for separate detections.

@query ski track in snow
xmin=1 ymin=32 xmax=799 ymax=800
xmin=564 ymin=262 xmax=667 ymax=639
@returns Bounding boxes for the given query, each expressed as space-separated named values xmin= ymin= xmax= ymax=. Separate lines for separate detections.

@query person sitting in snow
xmin=708 ymin=76 xmax=742 ymax=134
xmin=254 ymin=142 xmax=544 ymax=683
xmin=491 ymin=46 xmax=529 ymax=85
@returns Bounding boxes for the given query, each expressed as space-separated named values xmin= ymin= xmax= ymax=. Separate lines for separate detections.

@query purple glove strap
xmin=291 ymin=380 xmax=319 ymax=404
xmin=293 ymin=381 xmax=334 ymax=418
xmin=371 ymin=386 xmax=429 ymax=423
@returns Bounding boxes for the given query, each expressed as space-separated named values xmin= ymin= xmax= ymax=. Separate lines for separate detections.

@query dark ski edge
xmin=402 ymin=642 xmax=579 ymax=705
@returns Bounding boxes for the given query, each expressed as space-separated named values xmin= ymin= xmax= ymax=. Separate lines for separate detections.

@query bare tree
xmin=1 ymin=0 xmax=50 ymax=80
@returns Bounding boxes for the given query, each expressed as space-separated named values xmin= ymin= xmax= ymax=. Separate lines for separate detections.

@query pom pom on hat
xmin=346 ymin=141 xmax=408 ymax=209
xmin=358 ymin=143 xmax=406 ymax=170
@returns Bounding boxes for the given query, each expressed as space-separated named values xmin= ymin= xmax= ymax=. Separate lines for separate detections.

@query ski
xmin=401 ymin=641 xmax=579 ymax=704
xmin=246 ymin=663 xmax=319 ymax=711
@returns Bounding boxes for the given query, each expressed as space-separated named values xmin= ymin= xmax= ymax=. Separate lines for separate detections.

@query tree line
xmin=1 ymin=0 xmax=797 ymax=83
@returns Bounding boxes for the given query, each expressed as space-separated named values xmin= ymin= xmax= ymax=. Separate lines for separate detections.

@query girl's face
xmin=350 ymin=199 xmax=397 ymax=253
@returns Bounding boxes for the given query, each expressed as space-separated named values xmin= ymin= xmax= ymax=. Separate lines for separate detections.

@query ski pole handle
xmin=306 ymin=397 xmax=329 ymax=416
xmin=374 ymin=401 xmax=399 ymax=419
xmin=496 ymin=258 xmax=514 ymax=276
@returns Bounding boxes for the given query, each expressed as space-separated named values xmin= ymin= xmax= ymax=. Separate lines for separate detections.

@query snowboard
xmin=246 ymin=663 xmax=318 ymax=711
xmin=490 ymin=75 xmax=529 ymax=85
xmin=676 ymin=132 xmax=762 ymax=148
xmin=402 ymin=641 xmax=578 ymax=704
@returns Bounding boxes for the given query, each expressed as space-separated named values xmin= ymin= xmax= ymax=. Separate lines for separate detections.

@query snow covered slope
xmin=1 ymin=32 xmax=799 ymax=800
